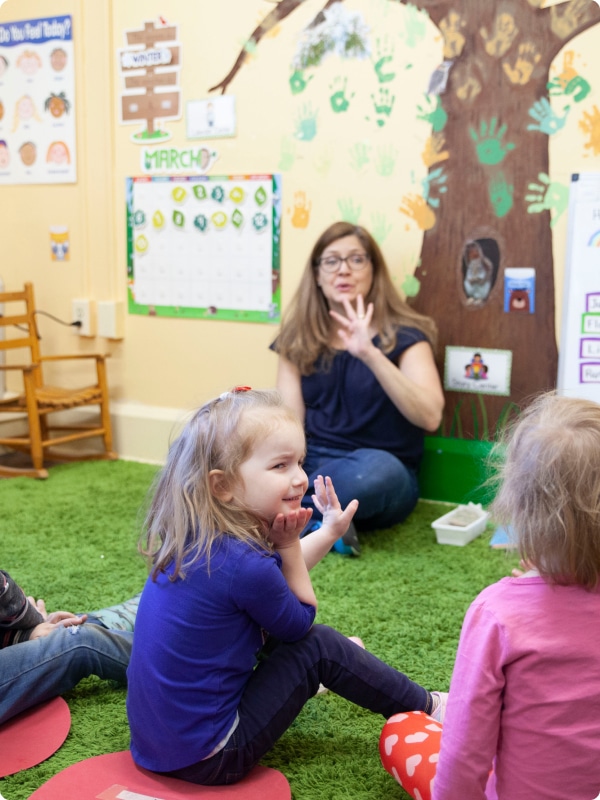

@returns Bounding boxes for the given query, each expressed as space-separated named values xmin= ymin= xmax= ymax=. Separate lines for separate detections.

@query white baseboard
xmin=0 ymin=401 xmax=191 ymax=465
xmin=110 ymin=401 xmax=191 ymax=464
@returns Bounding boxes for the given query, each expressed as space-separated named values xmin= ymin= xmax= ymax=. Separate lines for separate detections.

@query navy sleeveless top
xmin=301 ymin=327 xmax=428 ymax=470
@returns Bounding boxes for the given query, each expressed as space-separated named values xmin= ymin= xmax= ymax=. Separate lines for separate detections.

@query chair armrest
xmin=0 ymin=363 xmax=39 ymax=372
xmin=38 ymin=353 xmax=110 ymax=363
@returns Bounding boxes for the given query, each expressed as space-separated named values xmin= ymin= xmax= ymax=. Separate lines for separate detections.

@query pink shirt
xmin=433 ymin=576 xmax=600 ymax=800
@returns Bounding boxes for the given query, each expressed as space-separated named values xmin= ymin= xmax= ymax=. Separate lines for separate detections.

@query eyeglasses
xmin=318 ymin=253 xmax=371 ymax=273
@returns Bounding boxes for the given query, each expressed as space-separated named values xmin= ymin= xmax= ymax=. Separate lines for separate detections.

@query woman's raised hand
xmin=329 ymin=295 xmax=374 ymax=357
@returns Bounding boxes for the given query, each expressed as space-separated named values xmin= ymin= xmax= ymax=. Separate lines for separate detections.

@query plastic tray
xmin=431 ymin=503 xmax=490 ymax=546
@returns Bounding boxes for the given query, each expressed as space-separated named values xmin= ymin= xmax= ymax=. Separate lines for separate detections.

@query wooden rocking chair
xmin=0 ymin=283 xmax=117 ymax=478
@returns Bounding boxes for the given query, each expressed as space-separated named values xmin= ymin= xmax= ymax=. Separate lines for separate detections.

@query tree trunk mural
xmin=210 ymin=0 xmax=600 ymax=438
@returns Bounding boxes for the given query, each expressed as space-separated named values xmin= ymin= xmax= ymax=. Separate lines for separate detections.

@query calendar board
xmin=557 ymin=173 xmax=600 ymax=401
xmin=126 ymin=174 xmax=282 ymax=323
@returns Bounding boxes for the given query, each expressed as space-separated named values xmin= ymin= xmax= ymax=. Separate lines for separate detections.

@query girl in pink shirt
xmin=381 ymin=393 xmax=600 ymax=800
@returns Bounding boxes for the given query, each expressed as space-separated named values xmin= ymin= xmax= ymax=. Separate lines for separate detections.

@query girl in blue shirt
xmin=126 ymin=387 xmax=446 ymax=785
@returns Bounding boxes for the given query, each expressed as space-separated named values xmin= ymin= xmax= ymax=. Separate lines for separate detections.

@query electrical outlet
xmin=97 ymin=300 xmax=125 ymax=339
xmin=72 ymin=298 xmax=95 ymax=337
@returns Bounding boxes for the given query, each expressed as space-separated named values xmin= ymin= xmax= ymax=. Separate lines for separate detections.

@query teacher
xmin=273 ymin=222 xmax=444 ymax=555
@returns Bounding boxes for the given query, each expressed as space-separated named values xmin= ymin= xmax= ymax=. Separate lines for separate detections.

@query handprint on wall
xmin=290 ymin=191 xmax=312 ymax=228
xmin=479 ymin=13 xmax=519 ymax=58
xmin=470 ymin=118 xmax=515 ymax=165
xmin=502 ymin=42 xmax=541 ymax=85
xmin=399 ymin=194 xmax=436 ymax=231
xmin=527 ymin=98 xmax=570 ymax=135
xmin=525 ymin=173 xmax=569 ymax=227
xmin=579 ymin=105 xmax=600 ymax=155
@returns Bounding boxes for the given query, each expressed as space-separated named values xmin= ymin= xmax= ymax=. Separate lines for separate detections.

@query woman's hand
xmin=329 ymin=295 xmax=375 ymax=359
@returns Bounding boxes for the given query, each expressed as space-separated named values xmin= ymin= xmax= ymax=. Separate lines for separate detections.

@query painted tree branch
xmin=209 ymin=0 xmax=334 ymax=94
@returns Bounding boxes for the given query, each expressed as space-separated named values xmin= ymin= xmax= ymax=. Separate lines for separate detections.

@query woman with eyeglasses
xmin=272 ymin=221 xmax=444 ymax=556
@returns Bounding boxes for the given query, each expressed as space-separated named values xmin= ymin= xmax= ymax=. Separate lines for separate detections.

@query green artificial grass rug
xmin=1 ymin=460 xmax=520 ymax=800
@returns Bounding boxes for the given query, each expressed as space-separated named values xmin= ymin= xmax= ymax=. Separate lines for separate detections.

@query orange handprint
xmin=290 ymin=191 xmax=312 ymax=228
xmin=502 ymin=42 xmax=541 ymax=85
xmin=399 ymin=195 xmax=436 ymax=231
xmin=421 ymin=133 xmax=449 ymax=167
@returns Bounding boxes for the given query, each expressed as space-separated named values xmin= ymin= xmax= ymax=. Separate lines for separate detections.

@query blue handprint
xmin=526 ymin=98 xmax=570 ymax=135
xmin=421 ymin=166 xmax=448 ymax=208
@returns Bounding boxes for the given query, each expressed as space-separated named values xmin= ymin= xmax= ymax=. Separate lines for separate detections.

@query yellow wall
xmin=1 ymin=1 xmax=600 ymax=436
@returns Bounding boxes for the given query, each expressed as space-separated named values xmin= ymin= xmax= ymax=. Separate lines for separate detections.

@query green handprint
xmin=313 ymin=144 xmax=334 ymax=176
xmin=402 ymin=274 xmax=421 ymax=298
xmin=370 ymin=212 xmax=393 ymax=244
xmin=525 ymin=173 xmax=568 ymax=228
xmin=547 ymin=72 xmax=591 ymax=103
xmin=349 ymin=142 xmax=371 ymax=172
xmin=373 ymin=36 xmax=396 ymax=83
xmin=278 ymin=137 xmax=296 ymax=172
xmin=329 ymin=76 xmax=354 ymax=113
xmin=337 ymin=197 xmax=362 ymax=225
xmin=289 ymin=69 xmax=313 ymax=95
xmin=416 ymin=95 xmax=447 ymax=132
xmin=470 ymin=118 xmax=515 ymax=165
xmin=370 ymin=88 xmax=395 ymax=127
xmin=374 ymin=145 xmax=398 ymax=177
xmin=294 ymin=103 xmax=318 ymax=142
xmin=402 ymin=3 xmax=427 ymax=48
xmin=489 ymin=172 xmax=514 ymax=218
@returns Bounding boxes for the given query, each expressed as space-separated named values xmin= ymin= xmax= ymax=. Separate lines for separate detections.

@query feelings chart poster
xmin=126 ymin=174 xmax=282 ymax=323
xmin=0 ymin=15 xmax=76 ymax=184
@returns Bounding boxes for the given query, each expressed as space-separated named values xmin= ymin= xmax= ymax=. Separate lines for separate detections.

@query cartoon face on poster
xmin=0 ymin=15 xmax=76 ymax=184
xmin=444 ymin=346 xmax=512 ymax=396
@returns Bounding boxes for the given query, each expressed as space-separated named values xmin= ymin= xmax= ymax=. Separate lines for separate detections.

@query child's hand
xmin=267 ymin=508 xmax=313 ymax=550
xmin=312 ymin=475 xmax=358 ymax=539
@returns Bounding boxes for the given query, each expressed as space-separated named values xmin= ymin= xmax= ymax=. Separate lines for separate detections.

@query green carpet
xmin=1 ymin=460 xmax=520 ymax=799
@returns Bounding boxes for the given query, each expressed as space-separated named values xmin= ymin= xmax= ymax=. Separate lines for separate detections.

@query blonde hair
xmin=140 ymin=389 xmax=303 ymax=581
xmin=274 ymin=221 xmax=438 ymax=375
xmin=492 ymin=392 xmax=600 ymax=590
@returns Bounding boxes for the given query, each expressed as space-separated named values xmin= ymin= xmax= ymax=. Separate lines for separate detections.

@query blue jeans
xmin=302 ymin=444 xmax=419 ymax=530
xmin=0 ymin=624 xmax=132 ymax=725
xmin=165 ymin=624 xmax=432 ymax=786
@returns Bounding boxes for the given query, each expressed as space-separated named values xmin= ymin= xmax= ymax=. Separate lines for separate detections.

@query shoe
xmin=301 ymin=519 xmax=322 ymax=538
xmin=332 ymin=521 xmax=361 ymax=556
xmin=430 ymin=691 xmax=448 ymax=723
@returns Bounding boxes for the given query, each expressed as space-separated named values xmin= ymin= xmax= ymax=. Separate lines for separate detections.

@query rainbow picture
xmin=587 ymin=230 xmax=600 ymax=247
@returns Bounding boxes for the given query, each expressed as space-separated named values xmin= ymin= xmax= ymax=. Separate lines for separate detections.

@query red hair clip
xmin=219 ymin=385 xmax=252 ymax=400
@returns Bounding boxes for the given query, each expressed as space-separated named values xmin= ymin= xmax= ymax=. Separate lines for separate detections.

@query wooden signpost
xmin=118 ymin=20 xmax=181 ymax=141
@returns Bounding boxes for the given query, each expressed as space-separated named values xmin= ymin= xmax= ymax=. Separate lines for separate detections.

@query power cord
xmin=0 ymin=310 xmax=82 ymax=338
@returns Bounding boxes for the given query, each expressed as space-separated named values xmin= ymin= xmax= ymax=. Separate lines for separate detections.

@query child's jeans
xmin=165 ymin=623 xmax=432 ymax=786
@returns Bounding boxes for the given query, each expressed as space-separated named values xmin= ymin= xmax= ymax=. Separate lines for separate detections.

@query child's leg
xmin=84 ymin=593 xmax=141 ymax=632
xmin=167 ymin=623 xmax=434 ymax=786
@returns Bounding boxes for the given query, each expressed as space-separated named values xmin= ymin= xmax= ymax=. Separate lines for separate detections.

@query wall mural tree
xmin=211 ymin=0 xmax=600 ymax=438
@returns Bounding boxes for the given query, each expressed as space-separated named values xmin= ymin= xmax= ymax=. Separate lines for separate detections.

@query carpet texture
xmin=1 ymin=460 xmax=519 ymax=799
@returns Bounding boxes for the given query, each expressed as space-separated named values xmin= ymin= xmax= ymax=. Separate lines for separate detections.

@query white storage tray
xmin=431 ymin=503 xmax=490 ymax=546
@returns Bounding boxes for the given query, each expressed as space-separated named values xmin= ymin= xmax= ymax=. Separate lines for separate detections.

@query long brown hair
xmin=274 ymin=221 xmax=438 ymax=374
xmin=492 ymin=392 xmax=600 ymax=590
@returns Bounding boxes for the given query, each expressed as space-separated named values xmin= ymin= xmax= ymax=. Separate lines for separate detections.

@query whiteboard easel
xmin=557 ymin=173 xmax=600 ymax=402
